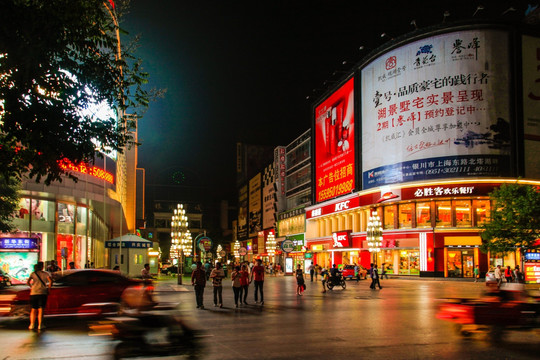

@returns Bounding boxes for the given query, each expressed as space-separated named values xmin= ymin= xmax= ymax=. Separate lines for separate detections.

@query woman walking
xmin=27 ymin=262 xmax=52 ymax=330
xmin=231 ymin=265 xmax=242 ymax=308
xmin=295 ymin=264 xmax=305 ymax=296
xmin=239 ymin=264 xmax=250 ymax=305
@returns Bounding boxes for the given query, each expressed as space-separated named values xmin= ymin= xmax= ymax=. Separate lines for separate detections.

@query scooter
xmin=327 ymin=274 xmax=346 ymax=290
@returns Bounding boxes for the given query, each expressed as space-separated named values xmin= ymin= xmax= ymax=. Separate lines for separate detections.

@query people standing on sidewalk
xmin=231 ymin=265 xmax=242 ymax=308
xmin=210 ymin=262 xmax=225 ymax=308
xmin=474 ymin=265 xmax=480 ymax=282
xmin=308 ymin=263 xmax=314 ymax=282
xmin=494 ymin=265 xmax=503 ymax=287
xmin=296 ymin=264 xmax=305 ymax=295
xmin=504 ymin=266 xmax=513 ymax=283
xmin=251 ymin=259 xmax=265 ymax=305
xmin=239 ymin=264 xmax=250 ymax=305
xmin=27 ymin=262 xmax=52 ymax=330
xmin=191 ymin=261 xmax=206 ymax=309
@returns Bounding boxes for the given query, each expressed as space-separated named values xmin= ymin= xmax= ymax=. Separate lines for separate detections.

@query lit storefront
xmin=277 ymin=207 xmax=307 ymax=271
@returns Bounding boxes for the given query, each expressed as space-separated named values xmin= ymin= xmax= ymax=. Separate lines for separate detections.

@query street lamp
xmin=171 ymin=203 xmax=189 ymax=285
xmin=266 ymin=230 xmax=276 ymax=261
xmin=367 ymin=211 xmax=383 ymax=264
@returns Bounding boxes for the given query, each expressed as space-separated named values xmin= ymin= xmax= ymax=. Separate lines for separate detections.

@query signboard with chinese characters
xmin=314 ymin=77 xmax=356 ymax=202
xmin=0 ymin=238 xmax=39 ymax=250
xmin=237 ymin=185 xmax=248 ymax=240
xmin=362 ymin=29 xmax=511 ymax=189
xmin=105 ymin=241 xmax=151 ymax=248
xmin=248 ymin=173 xmax=262 ymax=237
xmin=524 ymin=262 xmax=540 ymax=283
xmin=306 ymin=195 xmax=360 ymax=219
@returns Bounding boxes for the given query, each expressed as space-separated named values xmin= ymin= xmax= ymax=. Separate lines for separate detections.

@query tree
xmin=0 ymin=0 xmax=152 ymax=185
xmin=480 ymin=182 xmax=540 ymax=254
xmin=0 ymin=177 xmax=19 ymax=232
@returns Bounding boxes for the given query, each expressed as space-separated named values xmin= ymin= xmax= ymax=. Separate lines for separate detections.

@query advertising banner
xmin=362 ymin=29 xmax=511 ymax=189
xmin=314 ymin=77 xmax=355 ymax=203
xmin=237 ymin=185 xmax=248 ymax=240
xmin=0 ymin=251 xmax=39 ymax=284
xmin=522 ymin=35 xmax=540 ymax=178
xmin=248 ymin=173 xmax=262 ymax=237
xmin=262 ymin=182 xmax=275 ymax=229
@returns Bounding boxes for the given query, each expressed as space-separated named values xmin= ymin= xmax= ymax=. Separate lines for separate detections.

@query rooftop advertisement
xmin=361 ymin=29 xmax=512 ymax=189
xmin=314 ymin=77 xmax=355 ymax=203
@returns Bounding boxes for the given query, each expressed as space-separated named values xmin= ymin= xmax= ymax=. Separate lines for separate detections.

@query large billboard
xmin=237 ymin=185 xmax=248 ymax=240
xmin=248 ymin=173 xmax=262 ymax=237
xmin=362 ymin=29 xmax=512 ymax=189
xmin=314 ymin=77 xmax=355 ymax=203
xmin=522 ymin=35 xmax=540 ymax=179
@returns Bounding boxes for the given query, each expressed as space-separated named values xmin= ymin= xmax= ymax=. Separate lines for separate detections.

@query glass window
xmin=435 ymin=201 xmax=452 ymax=227
xmin=383 ymin=206 xmax=395 ymax=229
xmin=454 ymin=200 xmax=471 ymax=227
xmin=398 ymin=203 xmax=414 ymax=228
xmin=57 ymin=202 xmax=75 ymax=234
xmin=447 ymin=250 xmax=462 ymax=277
xmin=32 ymin=200 xmax=55 ymax=233
xmin=76 ymin=206 xmax=87 ymax=235
xmin=416 ymin=202 xmax=431 ymax=227
xmin=473 ymin=200 xmax=490 ymax=225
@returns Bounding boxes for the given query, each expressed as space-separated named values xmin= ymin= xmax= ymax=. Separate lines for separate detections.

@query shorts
xmin=30 ymin=294 xmax=48 ymax=309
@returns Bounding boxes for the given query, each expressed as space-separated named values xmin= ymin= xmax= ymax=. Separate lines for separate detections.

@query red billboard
xmin=314 ymin=77 xmax=355 ymax=203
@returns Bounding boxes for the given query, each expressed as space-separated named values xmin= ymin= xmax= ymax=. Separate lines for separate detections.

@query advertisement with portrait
xmin=237 ymin=185 xmax=248 ymax=240
xmin=522 ymin=35 xmax=540 ymax=179
xmin=314 ymin=77 xmax=355 ymax=203
xmin=248 ymin=173 xmax=262 ymax=237
xmin=362 ymin=29 xmax=512 ymax=189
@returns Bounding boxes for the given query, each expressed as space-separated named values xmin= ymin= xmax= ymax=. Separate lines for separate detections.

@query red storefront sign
xmin=332 ymin=230 xmax=351 ymax=248
xmin=306 ymin=196 xmax=360 ymax=219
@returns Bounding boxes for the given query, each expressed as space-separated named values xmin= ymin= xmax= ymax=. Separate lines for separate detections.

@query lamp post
xmin=265 ymin=230 xmax=276 ymax=263
xmin=171 ymin=204 xmax=189 ymax=285
xmin=367 ymin=211 xmax=383 ymax=265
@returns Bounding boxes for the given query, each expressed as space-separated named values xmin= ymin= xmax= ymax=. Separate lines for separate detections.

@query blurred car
xmin=0 ymin=269 xmax=11 ymax=289
xmin=0 ymin=269 xmax=144 ymax=317
xmin=342 ymin=265 xmax=368 ymax=280
xmin=485 ymin=269 xmax=497 ymax=286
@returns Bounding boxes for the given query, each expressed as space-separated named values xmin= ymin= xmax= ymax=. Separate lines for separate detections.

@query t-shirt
xmin=29 ymin=271 xmax=50 ymax=295
xmin=231 ymin=271 xmax=242 ymax=288
xmin=210 ymin=268 xmax=225 ymax=287
xmin=252 ymin=265 xmax=265 ymax=281
xmin=239 ymin=271 xmax=250 ymax=286
xmin=191 ymin=268 xmax=206 ymax=286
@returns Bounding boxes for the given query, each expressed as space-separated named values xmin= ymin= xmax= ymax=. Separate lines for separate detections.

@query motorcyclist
xmin=329 ymin=264 xmax=342 ymax=286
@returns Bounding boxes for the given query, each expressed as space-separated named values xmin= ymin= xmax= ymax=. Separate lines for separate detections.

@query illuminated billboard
xmin=248 ymin=173 xmax=262 ymax=237
xmin=314 ymin=77 xmax=355 ymax=203
xmin=361 ymin=29 xmax=511 ymax=189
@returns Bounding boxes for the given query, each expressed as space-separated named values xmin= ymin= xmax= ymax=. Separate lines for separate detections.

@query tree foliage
xmin=0 ymin=177 xmax=19 ymax=232
xmin=0 ymin=0 xmax=151 ymax=185
xmin=480 ymin=183 xmax=540 ymax=254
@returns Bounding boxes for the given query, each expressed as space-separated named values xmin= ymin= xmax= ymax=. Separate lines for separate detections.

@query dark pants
xmin=233 ymin=286 xmax=241 ymax=305
xmin=254 ymin=280 xmax=264 ymax=302
xmin=194 ymin=285 xmax=204 ymax=307
xmin=370 ymin=278 xmax=381 ymax=289
xmin=310 ymin=270 xmax=314 ymax=282
xmin=240 ymin=285 xmax=249 ymax=303
xmin=213 ymin=286 xmax=223 ymax=305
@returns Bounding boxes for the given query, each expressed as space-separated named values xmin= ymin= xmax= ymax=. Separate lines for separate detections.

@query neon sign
xmin=59 ymin=159 xmax=114 ymax=184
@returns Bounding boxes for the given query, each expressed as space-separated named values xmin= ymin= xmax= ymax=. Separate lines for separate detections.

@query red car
xmin=0 ymin=269 xmax=145 ymax=317
xmin=342 ymin=265 xmax=368 ymax=280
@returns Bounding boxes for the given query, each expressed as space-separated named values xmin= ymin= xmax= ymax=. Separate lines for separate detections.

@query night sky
xmin=123 ymin=0 xmax=530 ymax=201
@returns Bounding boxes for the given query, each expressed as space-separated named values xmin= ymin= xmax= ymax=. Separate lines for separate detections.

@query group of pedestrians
xmin=493 ymin=264 xmax=524 ymax=287
xmin=191 ymin=259 xmax=266 ymax=309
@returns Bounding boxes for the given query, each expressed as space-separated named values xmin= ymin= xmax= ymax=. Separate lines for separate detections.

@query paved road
xmin=1 ymin=276 xmax=539 ymax=360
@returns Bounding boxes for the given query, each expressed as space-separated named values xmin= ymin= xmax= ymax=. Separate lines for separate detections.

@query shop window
xmin=435 ymin=201 xmax=452 ymax=227
xmin=454 ymin=200 xmax=471 ymax=227
xmin=473 ymin=200 xmax=490 ymax=225
xmin=57 ymin=202 xmax=75 ymax=235
xmin=32 ymin=200 xmax=55 ymax=233
xmin=416 ymin=202 xmax=431 ymax=227
xmin=383 ymin=206 xmax=395 ymax=229
xmin=398 ymin=203 xmax=414 ymax=228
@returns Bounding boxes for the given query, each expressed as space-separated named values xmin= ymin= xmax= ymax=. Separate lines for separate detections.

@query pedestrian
xmin=27 ymin=262 xmax=52 ymax=330
xmin=321 ymin=267 xmax=329 ymax=293
xmin=369 ymin=263 xmax=382 ymax=289
xmin=354 ymin=263 xmax=360 ymax=282
xmin=381 ymin=263 xmax=388 ymax=279
xmin=494 ymin=265 xmax=503 ymax=288
xmin=210 ymin=262 xmax=225 ymax=308
xmin=239 ymin=264 xmax=250 ymax=305
xmin=296 ymin=264 xmax=305 ymax=295
xmin=204 ymin=261 xmax=211 ymax=280
xmin=141 ymin=263 xmax=152 ymax=279
xmin=504 ymin=265 xmax=513 ymax=283
xmin=191 ymin=261 xmax=206 ymax=309
xmin=474 ymin=265 xmax=480 ymax=282
xmin=231 ymin=265 xmax=242 ymax=307
xmin=314 ymin=264 xmax=319 ymax=281
xmin=251 ymin=259 xmax=265 ymax=305
xmin=513 ymin=265 xmax=523 ymax=283
xmin=47 ymin=260 xmax=60 ymax=273
xmin=68 ymin=261 xmax=76 ymax=270
xmin=308 ymin=263 xmax=314 ymax=282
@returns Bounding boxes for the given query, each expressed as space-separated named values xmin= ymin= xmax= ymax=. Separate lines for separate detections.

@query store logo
xmin=311 ymin=208 xmax=322 ymax=217
xmin=334 ymin=200 xmax=350 ymax=211
xmin=332 ymin=231 xmax=351 ymax=248
xmin=385 ymin=56 xmax=397 ymax=70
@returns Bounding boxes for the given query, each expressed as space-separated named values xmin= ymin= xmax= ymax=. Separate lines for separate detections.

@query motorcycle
xmin=89 ymin=285 xmax=204 ymax=360
xmin=326 ymin=273 xmax=346 ymax=290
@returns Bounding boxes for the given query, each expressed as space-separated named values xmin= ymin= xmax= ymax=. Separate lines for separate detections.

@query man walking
xmin=369 ymin=263 xmax=382 ymax=289
xmin=251 ymin=259 xmax=265 ymax=305
xmin=494 ymin=265 xmax=502 ymax=288
xmin=210 ymin=262 xmax=225 ymax=308
xmin=309 ymin=263 xmax=314 ymax=282
xmin=191 ymin=261 xmax=206 ymax=309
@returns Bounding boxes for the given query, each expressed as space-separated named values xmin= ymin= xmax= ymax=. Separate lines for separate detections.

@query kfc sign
xmin=306 ymin=196 xmax=360 ymax=219
xmin=335 ymin=200 xmax=350 ymax=211
xmin=332 ymin=230 xmax=351 ymax=248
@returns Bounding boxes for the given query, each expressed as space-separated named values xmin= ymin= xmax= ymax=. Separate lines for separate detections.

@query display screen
xmin=314 ymin=78 xmax=355 ymax=203
xmin=361 ymin=29 xmax=511 ymax=189
xmin=524 ymin=262 xmax=540 ymax=283
xmin=0 ymin=251 xmax=39 ymax=285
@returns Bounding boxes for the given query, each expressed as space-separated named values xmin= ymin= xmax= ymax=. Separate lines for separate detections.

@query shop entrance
xmin=447 ymin=249 xmax=474 ymax=278
xmin=398 ymin=250 xmax=420 ymax=275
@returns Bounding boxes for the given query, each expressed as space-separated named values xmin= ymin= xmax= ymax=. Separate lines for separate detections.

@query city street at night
xmin=1 ymin=276 xmax=539 ymax=360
